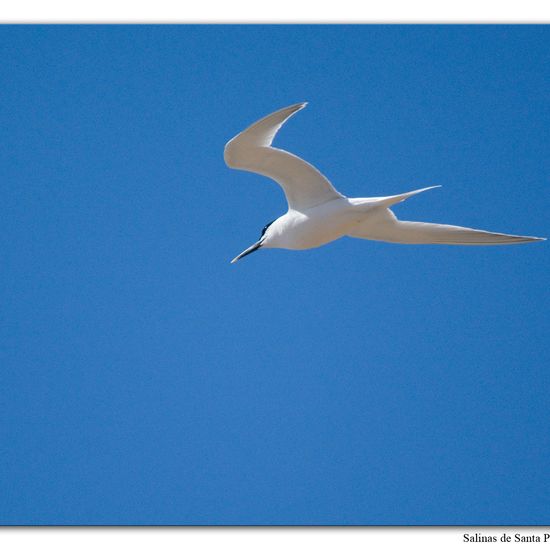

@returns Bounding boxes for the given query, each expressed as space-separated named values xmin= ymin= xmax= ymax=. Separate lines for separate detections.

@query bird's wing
xmin=348 ymin=207 xmax=545 ymax=245
xmin=224 ymin=103 xmax=345 ymax=211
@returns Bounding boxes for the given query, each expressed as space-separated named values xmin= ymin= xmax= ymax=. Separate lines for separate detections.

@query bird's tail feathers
xmin=376 ymin=185 xmax=442 ymax=209
xmin=351 ymin=186 xmax=441 ymax=212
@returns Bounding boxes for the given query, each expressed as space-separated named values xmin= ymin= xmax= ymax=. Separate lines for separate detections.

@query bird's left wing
xmin=348 ymin=207 xmax=545 ymax=245
xmin=224 ymin=103 xmax=345 ymax=211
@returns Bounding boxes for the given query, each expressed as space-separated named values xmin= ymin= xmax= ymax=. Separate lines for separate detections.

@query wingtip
xmin=288 ymin=101 xmax=308 ymax=112
xmin=508 ymin=235 xmax=546 ymax=243
xmin=288 ymin=101 xmax=307 ymax=110
xmin=519 ymin=236 xmax=546 ymax=243
xmin=416 ymin=185 xmax=442 ymax=193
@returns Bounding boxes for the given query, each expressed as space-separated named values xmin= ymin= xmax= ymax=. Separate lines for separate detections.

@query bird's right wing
xmin=348 ymin=207 xmax=545 ymax=245
xmin=224 ymin=103 xmax=345 ymax=211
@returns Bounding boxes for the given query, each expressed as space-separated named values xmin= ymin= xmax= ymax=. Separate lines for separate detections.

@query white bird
xmin=224 ymin=103 xmax=544 ymax=263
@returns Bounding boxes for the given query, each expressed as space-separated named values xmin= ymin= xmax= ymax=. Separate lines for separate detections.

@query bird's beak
xmin=230 ymin=241 xmax=262 ymax=264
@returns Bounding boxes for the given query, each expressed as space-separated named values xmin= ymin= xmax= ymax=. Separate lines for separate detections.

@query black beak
xmin=230 ymin=241 xmax=262 ymax=264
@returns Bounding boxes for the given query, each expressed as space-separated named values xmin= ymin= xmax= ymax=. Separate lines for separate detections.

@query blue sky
xmin=1 ymin=25 xmax=548 ymax=525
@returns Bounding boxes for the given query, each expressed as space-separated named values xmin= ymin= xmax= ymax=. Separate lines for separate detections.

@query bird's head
xmin=230 ymin=220 xmax=276 ymax=264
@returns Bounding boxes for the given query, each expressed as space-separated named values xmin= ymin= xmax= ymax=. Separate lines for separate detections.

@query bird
xmin=224 ymin=102 xmax=545 ymax=263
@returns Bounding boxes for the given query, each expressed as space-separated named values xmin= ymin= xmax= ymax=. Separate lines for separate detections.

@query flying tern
xmin=224 ymin=103 xmax=544 ymax=263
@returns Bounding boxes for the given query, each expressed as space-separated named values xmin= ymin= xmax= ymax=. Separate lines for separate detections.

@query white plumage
xmin=225 ymin=103 xmax=544 ymax=263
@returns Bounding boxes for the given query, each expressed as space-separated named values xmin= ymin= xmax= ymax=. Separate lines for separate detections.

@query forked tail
xmin=375 ymin=185 xmax=442 ymax=209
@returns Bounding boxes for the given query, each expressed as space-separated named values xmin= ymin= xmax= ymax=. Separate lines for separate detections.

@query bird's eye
xmin=260 ymin=220 xmax=275 ymax=238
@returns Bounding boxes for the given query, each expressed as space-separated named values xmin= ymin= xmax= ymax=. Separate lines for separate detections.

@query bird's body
xmin=224 ymin=103 xmax=544 ymax=263
xmin=264 ymin=199 xmax=363 ymax=250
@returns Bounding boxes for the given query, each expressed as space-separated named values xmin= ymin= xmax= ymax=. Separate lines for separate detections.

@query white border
xmin=0 ymin=9 xmax=548 ymax=549
xmin=2 ymin=527 xmax=550 ymax=550
xmin=0 ymin=0 xmax=549 ymax=22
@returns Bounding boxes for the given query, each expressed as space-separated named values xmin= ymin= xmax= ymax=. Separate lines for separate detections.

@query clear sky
xmin=1 ymin=25 xmax=548 ymax=525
